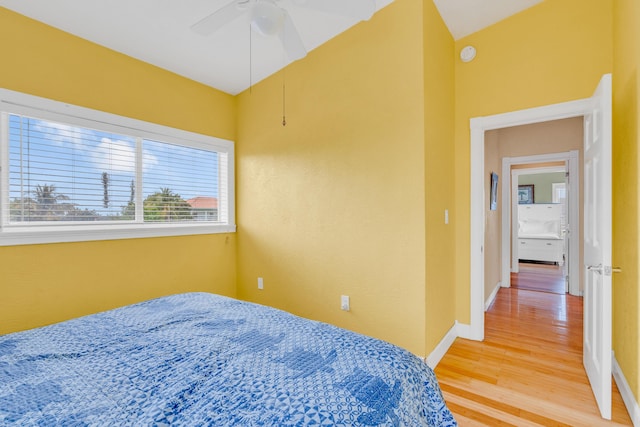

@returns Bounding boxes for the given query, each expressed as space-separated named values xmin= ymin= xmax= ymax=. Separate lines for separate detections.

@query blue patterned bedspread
xmin=0 ymin=293 xmax=456 ymax=426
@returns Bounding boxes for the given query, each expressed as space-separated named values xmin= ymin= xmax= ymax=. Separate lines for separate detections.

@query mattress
xmin=0 ymin=292 xmax=457 ymax=426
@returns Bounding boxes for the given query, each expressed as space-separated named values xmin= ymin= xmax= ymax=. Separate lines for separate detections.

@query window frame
xmin=0 ymin=89 xmax=235 ymax=246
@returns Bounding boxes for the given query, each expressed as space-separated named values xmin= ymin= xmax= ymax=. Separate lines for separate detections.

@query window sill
xmin=0 ymin=223 xmax=237 ymax=246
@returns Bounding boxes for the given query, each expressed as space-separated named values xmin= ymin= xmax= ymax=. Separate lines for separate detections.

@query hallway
xmin=511 ymin=262 xmax=566 ymax=294
xmin=435 ymin=287 xmax=632 ymax=425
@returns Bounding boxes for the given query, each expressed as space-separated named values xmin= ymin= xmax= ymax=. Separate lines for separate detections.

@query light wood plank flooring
xmin=435 ymin=285 xmax=632 ymax=426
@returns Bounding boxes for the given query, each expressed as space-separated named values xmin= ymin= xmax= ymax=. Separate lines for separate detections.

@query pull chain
xmin=282 ymin=53 xmax=287 ymax=126
xmin=282 ymin=77 xmax=286 ymax=126
xmin=249 ymin=24 xmax=253 ymax=94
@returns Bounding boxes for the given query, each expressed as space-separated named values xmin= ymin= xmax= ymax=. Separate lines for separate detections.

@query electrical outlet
xmin=341 ymin=295 xmax=350 ymax=311
xmin=258 ymin=277 xmax=264 ymax=290
xmin=445 ymin=209 xmax=449 ymax=224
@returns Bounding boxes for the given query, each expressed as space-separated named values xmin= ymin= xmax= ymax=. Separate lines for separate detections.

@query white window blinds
xmin=9 ymin=115 xmax=136 ymax=223
xmin=142 ymin=139 xmax=224 ymax=223
xmin=0 ymin=89 xmax=235 ymax=246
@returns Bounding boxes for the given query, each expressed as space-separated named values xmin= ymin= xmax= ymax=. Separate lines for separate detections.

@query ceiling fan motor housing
xmin=251 ymin=1 xmax=285 ymax=37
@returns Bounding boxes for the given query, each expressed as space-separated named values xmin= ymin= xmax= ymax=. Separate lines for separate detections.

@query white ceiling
xmin=432 ymin=0 xmax=543 ymax=40
xmin=0 ymin=0 xmax=543 ymax=95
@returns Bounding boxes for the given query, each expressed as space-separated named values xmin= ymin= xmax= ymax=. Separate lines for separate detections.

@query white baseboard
xmin=613 ymin=352 xmax=640 ymax=426
xmin=426 ymin=324 xmax=458 ymax=368
xmin=485 ymin=281 xmax=501 ymax=311
xmin=455 ymin=320 xmax=472 ymax=340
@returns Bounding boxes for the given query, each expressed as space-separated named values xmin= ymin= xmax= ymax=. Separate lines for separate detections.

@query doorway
xmin=467 ymin=75 xmax=613 ymax=420
xmin=467 ymin=97 xmax=593 ymax=341
xmin=502 ymin=152 xmax=581 ymax=297
xmin=509 ymin=163 xmax=572 ymax=294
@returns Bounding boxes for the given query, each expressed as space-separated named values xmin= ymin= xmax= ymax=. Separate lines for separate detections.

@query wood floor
xmin=511 ymin=262 xmax=566 ymax=294
xmin=435 ymin=267 xmax=632 ymax=426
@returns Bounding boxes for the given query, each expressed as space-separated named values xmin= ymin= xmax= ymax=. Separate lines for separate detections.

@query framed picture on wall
xmin=518 ymin=184 xmax=534 ymax=204
xmin=490 ymin=172 xmax=498 ymax=211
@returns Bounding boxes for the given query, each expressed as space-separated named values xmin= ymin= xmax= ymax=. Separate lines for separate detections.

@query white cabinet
xmin=518 ymin=238 xmax=564 ymax=264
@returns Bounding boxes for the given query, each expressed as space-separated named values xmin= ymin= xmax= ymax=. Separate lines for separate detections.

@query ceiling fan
xmin=191 ymin=0 xmax=377 ymax=61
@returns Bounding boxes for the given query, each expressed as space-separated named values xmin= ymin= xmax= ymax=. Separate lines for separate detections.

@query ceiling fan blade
xmin=294 ymin=0 xmax=376 ymax=21
xmin=278 ymin=10 xmax=307 ymax=61
xmin=191 ymin=1 xmax=246 ymax=36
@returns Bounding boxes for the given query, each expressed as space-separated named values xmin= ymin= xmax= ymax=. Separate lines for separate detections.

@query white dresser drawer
xmin=518 ymin=238 xmax=563 ymax=263
xmin=520 ymin=238 xmax=562 ymax=251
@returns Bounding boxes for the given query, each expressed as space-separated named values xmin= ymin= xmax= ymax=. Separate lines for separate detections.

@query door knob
xmin=587 ymin=265 xmax=622 ymax=275
xmin=587 ymin=264 xmax=603 ymax=275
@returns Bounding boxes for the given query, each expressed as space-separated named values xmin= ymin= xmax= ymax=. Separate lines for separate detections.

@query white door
xmin=583 ymin=73 xmax=613 ymax=420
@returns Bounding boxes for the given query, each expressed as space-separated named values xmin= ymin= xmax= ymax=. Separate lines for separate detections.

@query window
xmin=552 ymin=182 xmax=566 ymax=204
xmin=0 ymin=89 xmax=235 ymax=246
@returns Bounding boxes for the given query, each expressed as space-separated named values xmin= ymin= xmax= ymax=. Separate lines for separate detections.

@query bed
xmin=518 ymin=204 xmax=565 ymax=265
xmin=0 ymin=292 xmax=456 ymax=426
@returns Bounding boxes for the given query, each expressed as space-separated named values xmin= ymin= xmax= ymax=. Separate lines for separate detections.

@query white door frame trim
xmin=466 ymin=98 xmax=591 ymax=341
xmin=502 ymin=154 xmax=580 ymax=297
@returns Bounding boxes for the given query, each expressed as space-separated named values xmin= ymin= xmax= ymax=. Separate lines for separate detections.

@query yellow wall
xmin=423 ymin=0 xmax=457 ymax=352
xmin=0 ymin=8 xmax=237 ymax=333
xmin=453 ymin=0 xmax=613 ymax=323
xmin=236 ymin=0 xmax=455 ymax=356
xmin=613 ymin=0 xmax=640 ymax=403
